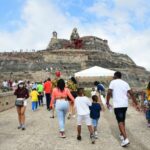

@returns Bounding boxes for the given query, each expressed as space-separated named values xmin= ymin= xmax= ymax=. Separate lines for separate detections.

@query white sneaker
xmin=121 ymin=138 xmax=130 ymax=147
xmin=72 ymin=115 xmax=76 ymax=118
xmin=119 ymin=135 xmax=124 ymax=141
xmin=95 ymin=131 xmax=98 ymax=139
xmin=90 ymin=134 xmax=95 ymax=144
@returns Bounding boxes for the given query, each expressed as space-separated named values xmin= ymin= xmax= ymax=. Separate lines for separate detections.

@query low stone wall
xmin=0 ymin=92 xmax=16 ymax=112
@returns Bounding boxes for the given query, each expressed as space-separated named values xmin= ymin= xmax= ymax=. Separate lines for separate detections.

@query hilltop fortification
xmin=0 ymin=28 xmax=149 ymax=87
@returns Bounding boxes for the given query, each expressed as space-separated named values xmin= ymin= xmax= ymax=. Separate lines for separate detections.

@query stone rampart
xmin=0 ymin=92 xmax=15 ymax=112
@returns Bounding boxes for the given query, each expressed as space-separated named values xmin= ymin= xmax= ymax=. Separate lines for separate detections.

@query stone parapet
xmin=0 ymin=92 xmax=15 ymax=112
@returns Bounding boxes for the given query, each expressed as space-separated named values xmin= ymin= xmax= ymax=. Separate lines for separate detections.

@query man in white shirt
xmin=2 ymin=80 xmax=8 ymax=91
xmin=106 ymin=71 xmax=140 ymax=147
xmin=2 ymin=80 xmax=8 ymax=88
xmin=75 ymin=88 xmax=95 ymax=144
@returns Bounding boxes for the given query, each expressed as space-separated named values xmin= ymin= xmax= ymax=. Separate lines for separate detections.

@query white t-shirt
xmin=109 ymin=79 xmax=131 ymax=108
xmin=91 ymin=91 xmax=97 ymax=96
xmin=75 ymin=96 xmax=92 ymax=115
xmin=2 ymin=81 xmax=8 ymax=87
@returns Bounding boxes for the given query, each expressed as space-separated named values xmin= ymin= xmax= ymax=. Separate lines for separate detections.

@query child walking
xmin=89 ymin=95 xmax=101 ymax=138
xmin=91 ymin=87 xmax=97 ymax=97
xmin=75 ymin=88 xmax=95 ymax=144
xmin=30 ymin=88 xmax=39 ymax=111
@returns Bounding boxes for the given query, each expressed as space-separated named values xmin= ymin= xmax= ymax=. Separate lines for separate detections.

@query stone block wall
xmin=0 ymin=92 xmax=16 ymax=112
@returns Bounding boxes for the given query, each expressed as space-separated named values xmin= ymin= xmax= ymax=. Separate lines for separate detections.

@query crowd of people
xmin=12 ymin=71 xmax=150 ymax=147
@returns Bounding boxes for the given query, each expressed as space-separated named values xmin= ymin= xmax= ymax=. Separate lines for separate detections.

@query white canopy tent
xmin=74 ymin=66 xmax=115 ymax=77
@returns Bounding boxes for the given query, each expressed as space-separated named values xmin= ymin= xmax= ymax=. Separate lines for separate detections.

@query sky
xmin=0 ymin=0 xmax=150 ymax=70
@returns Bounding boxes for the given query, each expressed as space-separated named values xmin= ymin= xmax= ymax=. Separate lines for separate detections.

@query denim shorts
xmin=92 ymin=119 xmax=99 ymax=127
xmin=146 ymin=110 xmax=150 ymax=120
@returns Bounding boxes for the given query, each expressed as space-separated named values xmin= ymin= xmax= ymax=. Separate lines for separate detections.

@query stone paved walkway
xmin=0 ymin=99 xmax=150 ymax=150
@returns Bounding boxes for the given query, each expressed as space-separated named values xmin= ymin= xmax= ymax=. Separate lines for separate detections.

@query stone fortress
xmin=0 ymin=28 xmax=149 ymax=87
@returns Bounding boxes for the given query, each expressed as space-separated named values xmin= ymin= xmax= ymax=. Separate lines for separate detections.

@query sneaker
xmin=72 ymin=115 xmax=76 ymax=118
xmin=121 ymin=138 xmax=130 ymax=147
xmin=95 ymin=131 xmax=98 ymax=139
xmin=90 ymin=134 xmax=95 ymax=144
xmin=77 ymin=135 xmax=82 ymax=141
xmin=50 ymin=116 xmax=54 ymax=118
xmin=17 ymin=125 xmax=22 ymax=129
xmin=119 ymin=135 xmax=124 ymax=141
xmin=22 ymin=125 xmax=26 ymax=130
xmin=67 ymin=113 xmax=71 ymax=120
xmin=59 ymin=132 xmax=66 ymax=138
xmin=62 ymin=133 xmax=66 ymax=138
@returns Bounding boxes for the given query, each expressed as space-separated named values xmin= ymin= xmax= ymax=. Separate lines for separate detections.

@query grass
xmin=84 ymin=88 xmax=92 ymax=97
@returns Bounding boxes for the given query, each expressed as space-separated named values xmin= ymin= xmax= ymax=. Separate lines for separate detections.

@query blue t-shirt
xmin=97 ymin=84 xmax=105 ymax=92
xmin=89 ymin=103 xmax=101 ymax=119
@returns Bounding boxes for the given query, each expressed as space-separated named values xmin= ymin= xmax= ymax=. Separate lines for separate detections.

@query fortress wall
xmin=44 ymin=53 xmax=88 ymax=63
xmin=0 ymin=92 xmax=16 ymax=112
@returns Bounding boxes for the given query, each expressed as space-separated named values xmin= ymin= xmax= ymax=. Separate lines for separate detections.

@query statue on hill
xmin=69 ymin=28 xmax=82 ymax=49
xmin=70 ymin=28 xmax=80 ymax=41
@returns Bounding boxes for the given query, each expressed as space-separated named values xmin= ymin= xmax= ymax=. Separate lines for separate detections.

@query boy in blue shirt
xmin=89 ymin=95 xmax=101 ymax=138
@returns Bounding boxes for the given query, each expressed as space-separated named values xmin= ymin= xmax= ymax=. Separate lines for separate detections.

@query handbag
xmin=15 ymin=98 xmax=25 ymax=106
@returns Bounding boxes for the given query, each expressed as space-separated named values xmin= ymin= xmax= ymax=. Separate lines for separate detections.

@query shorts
xmin=16 ymin=99 xmax=27 ymax=107
xmin=114 ymin=107 xmax=127 ymax=123
xmin=92 ymin=119 xmax=99 ymax=127
xmin=146 ymin=110 xmax=150 ymax=120
xmin=77 ymin=114 xmax=92 ymax=126
xmin=24 ymin=100 xmax=27 ymax=106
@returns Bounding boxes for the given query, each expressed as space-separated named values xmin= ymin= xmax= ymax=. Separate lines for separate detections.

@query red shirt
xmin=44 ymin=81 xmax=52 ymax=94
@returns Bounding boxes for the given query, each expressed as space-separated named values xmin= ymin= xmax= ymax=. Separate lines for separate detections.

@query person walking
xmin=50 ymin=79 xmax=74 ymax=138
xmin=94 ymin=81 xmax=105 ymax=97
xmin=14 ymin=81 xmax=29 ymax=130
xmin=44 ymin=78 xmax=52 ymax=111
xmin=75 ymin=88 xmax=95 ymax=144
xmin=106 ymin=71 xmax=140 ymax=147
xmin=30 ymin=88 xmax=39 ymax=111
xmin=89 ymin=95 xmax=102 ymax=139
xmin=67 ymin=77 xmax=78 ymax=119
xmin=37 ymin=82 xmax=44 ymax=106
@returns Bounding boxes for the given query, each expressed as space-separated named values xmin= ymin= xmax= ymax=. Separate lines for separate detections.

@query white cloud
xmin=0 ymin=0 xmax=79 ymax=51
xmin=85 ymin=0 xmax=150 ymax=70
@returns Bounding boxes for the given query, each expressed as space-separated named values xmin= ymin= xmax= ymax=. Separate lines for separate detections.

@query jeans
xmin=55 ymin=100 xmax=69 ymax=132
xmin=146 ymin=110 xmax=150 ymax=120
xmin=46 ymin=93 xmax=51 ymax=109
xmin=35 ymin=101 xmax=38 ymax=109
xmin=32 ymin=102 xmax=37 ymax=111
xmin=38 ymin=95 xmax=43 ymax=106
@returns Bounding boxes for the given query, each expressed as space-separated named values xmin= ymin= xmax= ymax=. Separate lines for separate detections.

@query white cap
xmin=18 ymin=80 xmax=24 ymax=85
